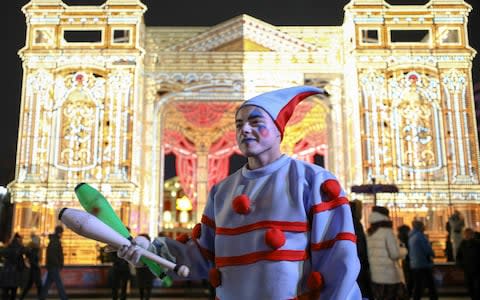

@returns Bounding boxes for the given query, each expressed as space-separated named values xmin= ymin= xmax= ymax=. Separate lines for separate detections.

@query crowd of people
xmin=2 ymin=208 xmax=478 ymax=300
xmin=0 ymin=226 xmax=67 ymax=300
xmin=0 ymin=227 xmax=164 ymax=300
xmin=350 ymin=204 xmax=480 ymax=300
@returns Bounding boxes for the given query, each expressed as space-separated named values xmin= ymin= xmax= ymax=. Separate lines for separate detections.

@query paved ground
xmin=24 ymin=286 xmax=471 ymax=299
xmin=20 ymin=284 xmax=471 ymax=299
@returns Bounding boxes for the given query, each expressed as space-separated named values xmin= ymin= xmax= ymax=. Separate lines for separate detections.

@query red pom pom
xmin=265 ymin=228 xmax=286 ymax=250
xmin=232 ymin=194 xmax=250 ymax=214
xmin=209 ymin=268 xmax=221 ymax=287
xmin=176 ymin=233 xmax=189 ymax=244
xmin=321 ymin=179 xmax=341 ymax=201
xmin=192 ymin=223 xmax=201 ymax=239
xmin=307 ymin=271 xmax=325 ymax=291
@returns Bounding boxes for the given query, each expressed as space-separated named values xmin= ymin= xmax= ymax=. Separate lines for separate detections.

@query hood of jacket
xmin=368 ymin=211 xmax=390 ymax=224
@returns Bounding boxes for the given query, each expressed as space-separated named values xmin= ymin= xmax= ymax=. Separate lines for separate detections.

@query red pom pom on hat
xmin=265 ymin=228 xmax=286 ymax=249
xmin=307 ymin=271 xmax=325 ymax=291
xmin=192 ymin=223 xmax=201 ymax=239
xmin=321 ymin=179 xmax=341 ymax=201
xmin=209 ymin=268 xmax=221 ymax=288
xmin=232 ymin=194 xmax=250 ymax=214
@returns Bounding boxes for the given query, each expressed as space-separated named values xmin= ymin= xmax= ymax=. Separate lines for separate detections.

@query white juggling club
xmin=59 ymin=207 xmax=190 ymax=277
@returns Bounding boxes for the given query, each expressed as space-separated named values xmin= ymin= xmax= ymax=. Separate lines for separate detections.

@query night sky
xmin=3 ymin=0 xmax=479 ymax=186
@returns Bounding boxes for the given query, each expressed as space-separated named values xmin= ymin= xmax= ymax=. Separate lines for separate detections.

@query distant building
xmin=475 ymin=82 xmax=480 ymax=142
xmin=10 ymin=0 xmax=480 ymax=263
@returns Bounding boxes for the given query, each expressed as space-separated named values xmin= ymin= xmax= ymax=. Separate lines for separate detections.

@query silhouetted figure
xmin=397 ymin=224 xmax=413 ymax=298
xmin=19 ymin=232 xmax=42 ymax=299
xmin=111 ymin=227 xmax=132 ymax=300
xmin=0 ymin=233 xmax=25 ymax=300
xmin=456 ymin=228 xmax=480 ymax=300
xmin=444 ymin=221 xmax=454 ymax=262
xmin=350 ymin=200 xmax=373 ymax=300
xmin=448 ymin=210 xmax=465 ymax=260
xmin=409 ymin=220 xmax=438 ymax=300
xmin=135 ymin=234 xmax=155 ymax=300
xmin=40 ymin=225 xmax=67 ymax=300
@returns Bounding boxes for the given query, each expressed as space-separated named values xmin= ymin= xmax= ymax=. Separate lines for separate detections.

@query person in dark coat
xmin=19 ymin=232 xmax=42 ymax=300
xmin=0 ymin=233 xmax=25 ymax=300
xmin=397 ymin=224 xmax=412 ymax=298
xmin=350 ymin=200 xmax=373 ymax=300
xmin=111 ymin=228 xmax=132 ymax=300
xmin=135 ymin=234 xmax=155 ymax=300
xmin=40 ymin=225 xmax=68 ymax=300
xmin=456 ymin=228 xmax=480 ymax=300
xmin=408 ymin=220 xmax=438 ymax=300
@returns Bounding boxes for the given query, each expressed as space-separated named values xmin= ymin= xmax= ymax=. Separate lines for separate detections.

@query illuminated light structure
xmin=10 ymin=0 xmax=147 ymax=264
xmin=9 ymin=0 xmax=479 ymax=263
xmin=344 ymin=0 xmax=480 ymax=257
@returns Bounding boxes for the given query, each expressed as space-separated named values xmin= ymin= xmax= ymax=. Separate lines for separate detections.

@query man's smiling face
xmin=235 ymin=105 xmax=281 ymax=158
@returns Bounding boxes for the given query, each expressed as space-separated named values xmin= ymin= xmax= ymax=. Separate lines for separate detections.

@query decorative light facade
xmin=10 ymin=0 xmax=479 ymax=264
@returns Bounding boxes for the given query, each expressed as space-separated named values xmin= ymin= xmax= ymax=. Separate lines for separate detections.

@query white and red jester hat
xmin=238 ymin=86 xmax=329 ymax=140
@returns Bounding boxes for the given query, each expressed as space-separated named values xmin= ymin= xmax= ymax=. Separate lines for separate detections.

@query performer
xmin=119 ymin=86 xmax=361 ymax=299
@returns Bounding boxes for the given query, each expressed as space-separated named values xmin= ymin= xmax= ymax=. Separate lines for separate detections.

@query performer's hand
xmin=117 ymin=235 xmax=151 ymax=267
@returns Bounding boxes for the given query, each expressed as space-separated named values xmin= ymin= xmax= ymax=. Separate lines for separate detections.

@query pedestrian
xmin=448 ymin=210 xmax=465 ymax=260
xmin=444 ymin=221 xmax=454 ymax=262
xmin=118 ymin=86 xmax=361 ymax=299
xmin=19 ymin=232 xmax=42 ymax=299
xmin=397 ymin=224 xmax=412 ymax=298
xmin=350 ymin=199 xmax=373 ymax=300
xmin=366 ymin=206 xmax=408 ymax=300
xmin=408 ymin=220 xmax=438 ymax=300
xmin=40 ymin=225 xmax=68 ymax=300
xmin=135 ymin=234 xmax=155 ymax=300
xmin=110 ymin=228 xmax=132 ymax=300
xmin=0 ymin=233 xmax=25 ymax=300
xmin=456 ymin=228 xmax=480 ymax=300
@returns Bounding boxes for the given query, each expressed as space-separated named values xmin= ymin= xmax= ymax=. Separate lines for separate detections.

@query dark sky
xmin=3 ymin=0 xmax=480 ymax=186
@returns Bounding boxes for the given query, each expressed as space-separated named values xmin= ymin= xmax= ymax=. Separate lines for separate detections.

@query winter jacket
xmin=456 ymin=238 xmax=480 ymax=276
xmin=366 ymin=211 xmax=407 ymax=284
xmin=408 ymin=229 xmax=434 ymax=269
xmin=0 ymin=239 xmax=25 ymax=287
xmin=46 ymin=233 xmax=64 ymax=268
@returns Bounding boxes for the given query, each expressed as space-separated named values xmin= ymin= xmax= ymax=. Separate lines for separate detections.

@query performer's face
xmin=235 ymin=106 xmax=281 ymax=158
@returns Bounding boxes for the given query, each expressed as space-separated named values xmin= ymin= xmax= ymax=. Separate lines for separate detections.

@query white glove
xmin=117 ymin=235 xmax=151 ymax=267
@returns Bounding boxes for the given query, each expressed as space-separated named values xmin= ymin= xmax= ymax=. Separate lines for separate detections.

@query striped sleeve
xmin=308 ymin=173 xmax=361 ymax=299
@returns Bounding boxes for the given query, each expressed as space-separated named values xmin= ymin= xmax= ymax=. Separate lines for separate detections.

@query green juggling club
xmin=74 ymin=182 xmax=173 ymax=287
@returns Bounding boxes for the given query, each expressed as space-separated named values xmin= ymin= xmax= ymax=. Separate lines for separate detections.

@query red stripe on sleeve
xmin=309 ymin=197 xmax=349 ymax=215
xmin=201 ymin=214 xmax=216 ymax=229
xmin=311 ymin=232 xmax=357 ymax=251
xmin=193 ymin=239 xmax=215 ymax=262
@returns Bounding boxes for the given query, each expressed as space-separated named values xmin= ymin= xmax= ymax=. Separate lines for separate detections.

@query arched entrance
xmin=152 ymin=87 xmax=331 ymax=239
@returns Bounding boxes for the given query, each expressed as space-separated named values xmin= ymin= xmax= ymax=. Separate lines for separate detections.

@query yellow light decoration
xmin=179 ymin=211 xmax=189 ymax=224
xmin=163 ymin=210 xmax=172 ymax=223
xmin=176 ymin=195 xmax=193 ymax=211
